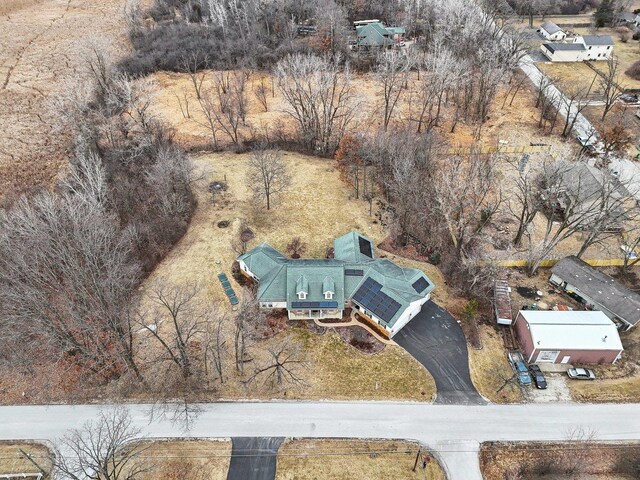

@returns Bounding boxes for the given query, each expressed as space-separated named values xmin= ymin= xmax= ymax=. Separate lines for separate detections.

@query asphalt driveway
xmin=394 ymin=301 xmax=486 ymax=405
xmin=227 ymin=437 xmax=284 ymax=480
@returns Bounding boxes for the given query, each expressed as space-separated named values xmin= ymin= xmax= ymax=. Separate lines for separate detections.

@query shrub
xmin=626 ymin=60 xmax=640 ymax=80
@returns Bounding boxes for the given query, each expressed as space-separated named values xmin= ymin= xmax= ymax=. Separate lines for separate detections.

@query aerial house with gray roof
xmin=539 ymin=21 xmax=566 ymax=41
xmin=238 ymin=231 xmax=435 ymax=338
xmin=541 ymin=35 xmax=614 ymax=62
xmin=550 ymin=256 xmax=640 ymax=331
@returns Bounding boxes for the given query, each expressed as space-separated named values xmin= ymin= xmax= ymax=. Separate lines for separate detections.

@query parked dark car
xmin=529 ymin=364 xmax=548 ymax=389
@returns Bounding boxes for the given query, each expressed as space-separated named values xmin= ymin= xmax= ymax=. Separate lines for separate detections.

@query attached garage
xmin=514 ymin=310 xmax=623 ymax=365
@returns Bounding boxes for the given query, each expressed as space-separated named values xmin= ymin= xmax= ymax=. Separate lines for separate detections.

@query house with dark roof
xmin=238 ymin=231 xmax=435 ymax=338
xmin=539 ymin=21 xmax=566 ymax=41
xmin=550 ymin=256 xmax=640 ymax=331
xmin=354 ymin=21 xmax=405 ymax=50
xmin=541 ymin=35 xmax=614 ymax=62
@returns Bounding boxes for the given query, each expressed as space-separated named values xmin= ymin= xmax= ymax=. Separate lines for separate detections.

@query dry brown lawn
xmin=537 ymin=62 xmax=603 ymax=96
xmin=480 ymin=441 xmax=640 ymax=480
xmin=0 ymin=0 xmax=127 ymax=194
xmin=0 ymin=442 xmax=51 ymax=476
xmin=275 ymin=439 xmax=445 ymax=480
xmin=0 ymin=0 xmax=45 ymax=15
xmin=568 ymin=322 xmax=640 ymax=403
xmin=136 ymin=439 xmax=232 ymax=480
xmin=468 ymin=324 xmax=524 ymax=404
xmin=138 ymin=150 xmax=437 ymax=401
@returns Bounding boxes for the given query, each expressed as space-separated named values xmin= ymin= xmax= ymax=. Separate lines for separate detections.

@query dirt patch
xmin=480 ymin=441 xmax=640 ymax=480
xmin=335 ymin=326 xmax=385 ymax=354
xmin=525 ymin=373 xmax=572 ymax=403
xmin=0 ymin=441 xmax=52 ymax=476
xmin=276 ymin=439 xmax=445 ymax=480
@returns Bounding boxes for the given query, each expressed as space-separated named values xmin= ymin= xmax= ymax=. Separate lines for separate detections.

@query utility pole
xmin=412 ymin=447 xmax=421 ymax=472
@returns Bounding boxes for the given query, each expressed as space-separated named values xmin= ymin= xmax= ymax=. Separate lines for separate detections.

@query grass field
xmin=468 ymin=325 xmax=524 ymax=404
xmin=136 ymin=440 xmax=232 ymax=480
xmin=568 ymin=322 xmax=640 ymax=403
xmin=137 ymin=150 xmax=438 ymax=401
xmin=0 ymin=442 xmax=51 ymax=476
xmin=275 ymin=439 xmax=445 ymax=480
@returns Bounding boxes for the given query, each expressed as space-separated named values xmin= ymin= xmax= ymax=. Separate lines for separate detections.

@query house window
xmin=607 ymin=46 xmax=611 ymax=49
xmin=298 ymin=292 xmax=306 ymax=300
xmin=588 ymin=46 xmax=592 ymax=49
xmin=267 ymin=303 xmax=273 ymax=308
xmin=325 ymin=291 xmax=333 ymax=300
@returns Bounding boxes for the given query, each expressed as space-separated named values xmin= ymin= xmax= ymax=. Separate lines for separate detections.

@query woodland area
xmin=1 ymin=0 xmax=639 ymax=407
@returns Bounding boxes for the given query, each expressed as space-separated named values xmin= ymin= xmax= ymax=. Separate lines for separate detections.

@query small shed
xmin=514 ymin=310 xmax=623 ymax=364
xmin=540 ymin=21 xmax=566 ymax=41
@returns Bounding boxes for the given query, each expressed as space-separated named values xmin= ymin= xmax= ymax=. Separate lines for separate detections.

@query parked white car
xmin=567 ymin=368 xmax=596 ymax=380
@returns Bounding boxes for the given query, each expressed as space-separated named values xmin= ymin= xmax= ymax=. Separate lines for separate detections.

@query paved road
xmin=227 ymin=437 xmax=283 ymax=480
xmin=519 ymin=54 xmax=594 ymax=139
xmin=2 ymin=402 xmax=639 ymax=480
xmin=395 ymin=301 xmax=485 ymax=405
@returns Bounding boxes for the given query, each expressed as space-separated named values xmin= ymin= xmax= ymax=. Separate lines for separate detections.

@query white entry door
xmin=561 ymin=356 xmax=571 ymax=364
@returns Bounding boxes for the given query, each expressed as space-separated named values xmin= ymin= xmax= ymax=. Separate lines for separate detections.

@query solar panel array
xmin=345 ymin=268 xmax=364 ymax=276
xmin=358 ymin=236 xmax=373 ymax=258
xmin=290 ymin=301 xmax=339 ymax=309
xmin=412 ymin=277 xmax=430 ymax=293
xmin=352 ymin=278 xmax=401 ymax=324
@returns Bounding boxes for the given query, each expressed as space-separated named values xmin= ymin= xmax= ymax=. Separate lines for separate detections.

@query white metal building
xmin=514 ymin=310 xmax=624 ymax=364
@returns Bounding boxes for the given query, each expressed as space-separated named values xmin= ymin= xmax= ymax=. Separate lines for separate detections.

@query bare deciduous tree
xmin=135 ymin=282 xmax=206 ymax=379
xmin=246 ymin=148 xmax=291 ymax=210
xmin=52 ymin=407 xmax=150 ymax=480
xmin=600 ymin=57 xmax=624 ymax=121
xmin=245 ymin=341 xmax=307 ymax=388
xmin=275 ymin=53 xmax=358 ymax=154
xmin=375 ymin=49 xmax=411 ymax=130
xmin=433 ymin=152 xmax=502 ymax=259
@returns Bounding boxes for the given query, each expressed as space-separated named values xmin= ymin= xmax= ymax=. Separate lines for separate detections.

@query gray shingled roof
xmin=541 ymin=21 xmax=562 ymax=35
xmin=551 ymin=256 xmax=640 ymax=326
xmin=581 ymin=35 xmax=614 ymax=46
xmin=543 ymin=43 xmax=585 ymax=53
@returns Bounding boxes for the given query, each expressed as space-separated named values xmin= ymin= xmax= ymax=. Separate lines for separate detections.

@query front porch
xmin=288 ymin=309 xmax=343 ymax=321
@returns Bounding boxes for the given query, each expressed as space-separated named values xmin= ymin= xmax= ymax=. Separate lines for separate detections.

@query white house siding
xmin=541 ymin=45 xmax=584 ymax=62
xmin=541 ymin=28 xmax=566 ymax=41
xmin=238 ymin=259 xmax=258 ymax=280
xmin=389 ymin=294 xmax=431 ymax=337
xmin=582 ymin=45 xmax=613 ymax=60
xmin=260 ymin=301 xmax=287 ymax=309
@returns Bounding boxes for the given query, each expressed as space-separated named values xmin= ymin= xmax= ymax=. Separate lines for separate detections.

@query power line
xmin=3 ymin=441 xmax=640 ymax=460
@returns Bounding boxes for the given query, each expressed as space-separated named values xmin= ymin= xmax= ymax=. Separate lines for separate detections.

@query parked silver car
xmin=567 ymin=368 xmax=596 ymax=380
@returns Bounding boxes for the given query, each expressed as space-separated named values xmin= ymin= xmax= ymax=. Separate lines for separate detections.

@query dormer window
xmin=296 ymin=275 xmax=309 ymax=301
xmin=322 ymin=276 xmax=335 ymax=301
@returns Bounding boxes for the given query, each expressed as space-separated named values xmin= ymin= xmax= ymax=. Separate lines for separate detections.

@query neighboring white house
xmin=540 ymin=21 xmax=566 ymax=41
xmin=541 ymin=35 xmax=614 ymax=62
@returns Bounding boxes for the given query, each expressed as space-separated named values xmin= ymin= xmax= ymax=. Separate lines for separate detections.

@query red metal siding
xmin=514 ymin=312 xmax=535 ymax=360
xmin=530 ymin=348 xmax=621 ymax=365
